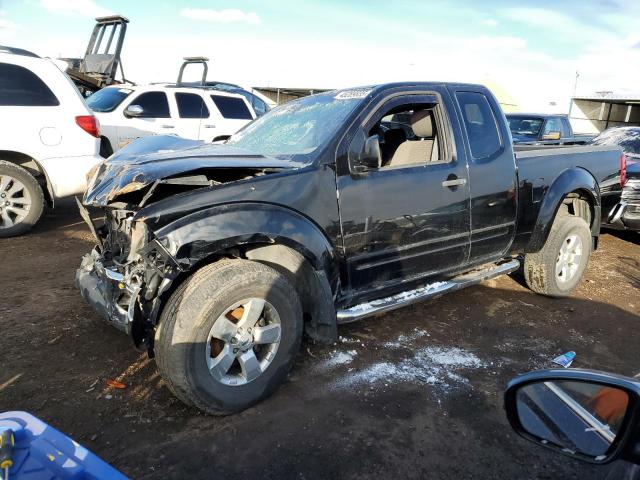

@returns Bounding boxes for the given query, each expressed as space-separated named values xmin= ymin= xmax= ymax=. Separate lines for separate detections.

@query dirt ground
xmin=1 ymin=199 xmax=639 ymax=479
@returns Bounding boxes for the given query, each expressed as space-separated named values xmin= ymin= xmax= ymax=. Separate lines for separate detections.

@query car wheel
xmin=155 ymin=259 xmax=303 ymax=415
xmin=0 ymin=161 xmax=45 ymax=238
xmin=524 ymin=213 xmax=592 ymax=297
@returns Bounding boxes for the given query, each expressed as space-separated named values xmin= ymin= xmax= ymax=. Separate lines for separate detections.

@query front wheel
xmin=155 ymin=259 xmax=303 ymax=415
xmin=524 ymin=214 xmax=592 ymax=297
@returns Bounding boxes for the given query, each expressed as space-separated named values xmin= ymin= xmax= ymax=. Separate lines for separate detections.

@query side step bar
xmin=336 ymin=259 xmax=521 ymax=324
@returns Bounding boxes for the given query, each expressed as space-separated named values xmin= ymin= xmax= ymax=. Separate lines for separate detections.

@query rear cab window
xmin=0 ymin=62 xmax=59 ymax=106
xmin=175 ymin=92 xmax=209 ymax=118
xmin=456 ymin=91 xmax=502 ymax=159
xmin=127 ymin=91 xmax=170 ymax=118
xmin=86 ymin=87 xmax=132 ymax=112
xmin=210 ymin=94 xmax=253 ymax=120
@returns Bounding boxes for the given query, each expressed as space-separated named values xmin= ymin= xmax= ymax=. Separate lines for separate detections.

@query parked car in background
xmin=595 ymin=127 xmax=640 ymax=231
xmin=608 ymin=161 xmax=640 ymax=231
xmin=182 ymin=81 xmax=273 ymax=117
xmin=506 ymin=113 xmax=594 ymax=145
xmin=87 ymin=83 xmax=259 ymax=155
xmin=0 ymin=45 xmax=102 ymax=237
xmin=592 ymin=127 xmax=640 ymax=165
xmin=76 ymin=82 xmax=622 ymax=414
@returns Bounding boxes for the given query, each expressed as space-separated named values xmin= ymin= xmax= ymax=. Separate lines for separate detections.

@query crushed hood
xmin=84 ymin=135 xmax=300 ymax=206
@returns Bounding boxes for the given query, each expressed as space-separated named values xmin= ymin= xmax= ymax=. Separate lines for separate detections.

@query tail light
xmin=75 ymin=115 xmax=100 ymax=138
xmin=620 ymin=152 xmax=627 ymax=187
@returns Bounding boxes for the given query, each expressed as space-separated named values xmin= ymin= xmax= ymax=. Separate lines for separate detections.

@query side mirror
xmin=505 ymin=369 xmax=640 ymax=465
xmin=350 ymin=134 xmax=382 ymax=174
xmin=541 ymin=131 xmax=561 ymax=141
xmin=124 ymin=104 xmax=144 ymax=118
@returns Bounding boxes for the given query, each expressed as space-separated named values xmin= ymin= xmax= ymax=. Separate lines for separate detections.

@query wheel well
xmin=149 ymin=242 xmax=337 ymax=349
xmin=99 ymin=136 xmax=113 ymax=158
xmin=562 ymin=190 xmax=594 ymax=226
xmin=0 ymin=150 xmax=53 ymax=206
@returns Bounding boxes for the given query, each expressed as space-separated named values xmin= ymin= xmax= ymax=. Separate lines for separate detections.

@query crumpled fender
xmin=526 ymin=167 xmax=600 ymax=253
xmin=152 ymin=202 xmax=340 ymax=288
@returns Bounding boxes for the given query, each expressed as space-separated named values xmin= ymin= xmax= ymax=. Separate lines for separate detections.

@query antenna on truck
xmin=176 ymin=57 xmax=209 ymax=86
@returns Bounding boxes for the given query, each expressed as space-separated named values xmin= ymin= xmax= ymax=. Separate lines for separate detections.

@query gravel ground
xmin=1 ymin=199 xmax=639 ymax=479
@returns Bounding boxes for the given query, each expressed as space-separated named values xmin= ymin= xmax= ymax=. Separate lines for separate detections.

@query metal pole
xmin=568 ymin=71 xmax=579 ymax=116
xmin=605 ymin=102 xmax=613 ymax=129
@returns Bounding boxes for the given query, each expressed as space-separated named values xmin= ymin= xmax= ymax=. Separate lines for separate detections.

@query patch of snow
xmin=315 ymin=350 xmax=356 ymax=372
xmin=332 ymin=346 xmax=484 ymax=390
xmin=384 ymin=328 xmax=429 ymax=348
xmin=339 ymin=336 xmax=361 ymax=344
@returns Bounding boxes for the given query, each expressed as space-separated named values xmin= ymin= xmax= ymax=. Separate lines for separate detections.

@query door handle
xmin=160 ymin=125 xmax=175 ymax=129
xmin=442 ymin=178 xmax=467 ymax=188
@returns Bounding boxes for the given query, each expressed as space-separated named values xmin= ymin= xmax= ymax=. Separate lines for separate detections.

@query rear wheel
xmin=155 ymin=259 xmax=303 ymax=415
xmin=0 ymin=161 xmax=44 ymax=238
xmin=524 ymin=213 xmax=592 ymax=297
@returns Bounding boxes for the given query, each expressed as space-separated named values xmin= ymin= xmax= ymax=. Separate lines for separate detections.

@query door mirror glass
xmin=124 ymin=104 xmax=144 ymax=118
xmin=351 ymin=135 xmax=382 ymax=173
xmin=542 ymin=131 xmax=561 ymax=140
xmin=514 ymin=380 xmax=630 ymax=460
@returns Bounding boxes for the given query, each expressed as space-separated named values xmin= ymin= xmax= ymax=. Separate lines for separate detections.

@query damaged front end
xmin=75 ymin=135 xmax=299 ymax=350
xmin=75 ymin=202 xmax=181 ymax=348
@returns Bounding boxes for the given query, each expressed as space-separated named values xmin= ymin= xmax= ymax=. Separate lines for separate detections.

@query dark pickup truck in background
xmin=75 ymin=82 xmax=623 ymax=414
xmin=507 ymin=113 xmax=594 ymax=145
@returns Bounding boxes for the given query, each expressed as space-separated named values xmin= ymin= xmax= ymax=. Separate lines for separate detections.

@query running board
xmin=336 ymin=259 xmax=521 ymax=324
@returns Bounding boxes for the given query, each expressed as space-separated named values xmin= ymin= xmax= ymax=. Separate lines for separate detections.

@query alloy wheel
xmin=206 ymin=298 xmax=282 ymax=386
xmin=0 ymin=174 xmax=32 ymax=229
xmin=555 ymin=234 xmax=583 ymax=283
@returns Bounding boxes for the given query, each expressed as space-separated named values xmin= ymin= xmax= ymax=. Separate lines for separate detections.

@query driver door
xmin=336 ymin=91 xmax=471 ymax=298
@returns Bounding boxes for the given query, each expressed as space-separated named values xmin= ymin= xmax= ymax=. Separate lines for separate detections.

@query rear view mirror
xmin=542 ymin=131 xmax=561 ymax=140
xmin=350 ymin=135 xmax=382 ymax=174
xmin=124 ymin=104 xmax=144 ymax=118
xmin=505 ymin=369 xmax=640 ymax=464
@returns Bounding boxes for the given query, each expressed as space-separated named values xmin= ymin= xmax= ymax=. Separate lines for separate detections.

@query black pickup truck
xmin=507 ymin=113 xmax=594 ymax=145
xmin=76 ymin=82 xmax=623 ymax=414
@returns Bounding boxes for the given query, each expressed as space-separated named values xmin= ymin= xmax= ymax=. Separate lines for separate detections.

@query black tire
xmin=524 ymin=214 xmax=592 ymax=297
xmin=155 ymin=259 xmax=303 ymax=415
xmin=0 ymin=161 xmax=45 ymax=238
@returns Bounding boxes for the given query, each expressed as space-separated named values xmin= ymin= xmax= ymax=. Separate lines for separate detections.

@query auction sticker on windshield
xmin=335 ymin=89 xmax=371 ymax=100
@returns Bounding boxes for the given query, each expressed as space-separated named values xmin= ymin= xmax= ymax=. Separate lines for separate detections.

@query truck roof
xmin=506 ymin=113 xmax=568 ymax=119
xmin=368 ymin=81 xmax=486 ymax=91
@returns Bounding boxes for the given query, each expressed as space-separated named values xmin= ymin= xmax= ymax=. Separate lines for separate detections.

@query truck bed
xmin=513 ymin=144 xmax=621 ymax=249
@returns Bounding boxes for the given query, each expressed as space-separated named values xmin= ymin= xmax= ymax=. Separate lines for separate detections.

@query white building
xmin=569 ymin=93 xmax=640 ymax=134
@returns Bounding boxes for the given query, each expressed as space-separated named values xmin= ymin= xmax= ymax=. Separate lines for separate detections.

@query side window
xmin=128 ymin=91 xmax=170 ymax=118
xmin=251 ymin=96 xmax=268 ymax=117
xmin=456 ymin=91 xmax=501 ymax=159
xmin=542 ymin=117 xmax=562 ymax=135
xmin=210 ymin=95 xmax=253 ymax=120
xmin=175 ymin=92 xmax=209 ymax=118
xmin=366 ymin=102 xmax=444 ymax=168
xmin=0 ymin=62 xmax=59 ymax=106
xmin=560 ymin=118 xmax=571 ymax=137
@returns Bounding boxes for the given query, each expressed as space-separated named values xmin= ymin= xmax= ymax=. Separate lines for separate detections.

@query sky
xmin=0 ymin=0 xmax=639 ymax=112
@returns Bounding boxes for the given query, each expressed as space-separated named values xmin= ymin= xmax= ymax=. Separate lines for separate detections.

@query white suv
xmin=0 ymin=46 xmax=103 ymax=237
xmin=86 ymin=83 xmax=262 ymax=154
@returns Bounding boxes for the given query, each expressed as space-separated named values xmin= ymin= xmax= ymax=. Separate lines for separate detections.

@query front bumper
xmin=75 ymin=249 xmax=140 ymax=334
